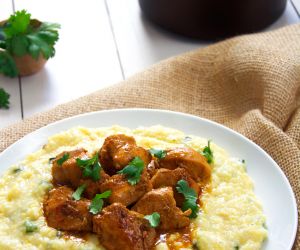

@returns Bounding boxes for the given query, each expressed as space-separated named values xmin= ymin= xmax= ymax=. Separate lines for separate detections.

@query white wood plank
xmin=0 ymin=0 xmax=23 ymax=129
xmin=106 ymin=0 xmax=210 ymax=78
xmin=107 ymin=0 xmax=299 ymax=78
xmin=15 ymin=0 xmax=123 ymax=118
xmin=267 ymin=1 xmax=300 ymax=30
xmin=291 ymin=0 xmax=300 ymax=17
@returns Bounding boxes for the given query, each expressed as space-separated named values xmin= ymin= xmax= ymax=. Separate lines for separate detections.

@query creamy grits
xmin=0 ymin=125 xmax=267 ymax=250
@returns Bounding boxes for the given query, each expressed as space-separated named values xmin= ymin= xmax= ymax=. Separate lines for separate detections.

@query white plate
xmin=0 ymin=108 xmax=297 ymax=249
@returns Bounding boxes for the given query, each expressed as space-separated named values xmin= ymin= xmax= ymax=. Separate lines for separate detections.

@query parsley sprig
xmin=149 ymin=148 xmax=167 ymax=159
xmin=76 ymin=154 xmax=101 ymax=181
xmin=117 ymin=157 xmax=144 ymax=185
xmin=0 ymin=88 xmax=10 ymax=109
xmin=57 ymin=153 xmax=69 ymax=166
xmin=0 ymin=10 xmax=60 ymax=77
xmin=72 ymin=184 xmax=86 ymax=201
xmin=89 ymin=190 xmax=112 ymax=215
xmin=144 ymin=212 xmax=160 ymax=228
xmin=201 ymin=140 xmax=214 ymax=164
xmin=176 ymin=179 xmax=199 ymax=218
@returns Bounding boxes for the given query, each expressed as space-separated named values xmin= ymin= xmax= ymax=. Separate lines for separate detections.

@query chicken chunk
xmin=151 ymin=168 xmax=200 ymax=207
xmin=79 ymin=169 xmax=110 ymax=199
xmin=132 ymin=187 xmax=190 ymax=231
xmin=100 ymin=171 xmax=152 ymax=207
xmin=99 ymin=134 xmax=151 ymax=175
xmin=52 ymin=148 xmax=88 ymax=188
xmin=43 ymin=186 xmax=92 ymax=231
xmin=147 ymin=159 xmax=158 ymax=178
xmin=93 ymin=203 xmax=156 ymax=250
xmin=158 ymin=147 xmax=211 ymax=184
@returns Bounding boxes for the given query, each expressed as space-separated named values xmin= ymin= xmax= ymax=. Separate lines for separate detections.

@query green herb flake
xmin=176 ymin=179 xmax=199 ymax=218
xmin=144 ymin=212 xmax=160 ymax=228
xmin=0 ymin=88 xmax=10 ymax=109
xmin=57 ymin=153 xmax=69 ymax=166
xmin=72 ymin=184 xmax=86 ymax=201
xmin=242 ymin=159 xmax=245 ymax=164
xmin=49 ymin=157 xmax=55 ymax=164
xmin=24 ymin=220 xmax=38 ymax=233
xmin=149 ymin=148 xmax=167 ymax=159
xmin=234 ymin=245 xmax=240 ymax=250
xmin=12 ymin=166 xmax=23 ymax=174
xmin=117 ymin=157 xmax=144 ymax=185
xmin=76 ymin=154 xmax=101 ymax=181
xmin=201 ymin=140 xmax=214 ymax=164
xmin=89 ymin=190 xmax=112 ymax=215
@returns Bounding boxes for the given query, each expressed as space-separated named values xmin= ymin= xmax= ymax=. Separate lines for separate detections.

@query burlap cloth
xmin=1 ymin=24 xmax=300 ymax=248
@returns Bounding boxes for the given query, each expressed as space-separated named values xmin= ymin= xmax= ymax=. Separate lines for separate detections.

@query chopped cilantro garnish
xmin=24 ymin=220 xmax=38 ymax=233
xmin=72 ymin=184 xmax=86 ymax=201
xmin=149 ymin=149 xmax=167 ymax=159
xmin=49 ymin=157 xmax=55 ymax=164
xmin=76 ymin=154 xmax=101 ymax=181
xmin=117 ymin=157 xmax=144 ymax=185
xmin=144 ymin=212 xmax=160 ymax=228
xmin=89 ymin=190 xmax=112 ymax=215
xmin=12 ymin=166 xmax=23 ymax=174
xmin=242 ymin=159 xmax=245 ymax=164
xmin=57 ymin=153 xmax=69 ymax=166
xmin=176 ymin=179 xmax=199 ymax=218
xmin=201 ymin=140 xmax=214 ymax=164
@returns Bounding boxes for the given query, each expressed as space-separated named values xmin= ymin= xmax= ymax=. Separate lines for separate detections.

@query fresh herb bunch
xmin=0 ymin=10 xmax=60 ymax=77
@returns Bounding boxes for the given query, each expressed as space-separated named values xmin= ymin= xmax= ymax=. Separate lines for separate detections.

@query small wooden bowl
xmin=0 ymin=19 xmax=47 ymax=77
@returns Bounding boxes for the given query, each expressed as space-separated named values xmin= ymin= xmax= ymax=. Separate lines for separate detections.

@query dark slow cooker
xmin=139 ymin=0 xmax=287 ymax=40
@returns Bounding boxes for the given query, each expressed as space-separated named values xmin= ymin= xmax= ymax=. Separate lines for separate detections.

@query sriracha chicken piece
xmin=79 ymin=169 xmax=110 ymax=199
xmin=52 ymin=148 xmax=88 ymax=188
xmin=158 ymin=147 xmax=211 ymax=184
xmin=100 ymin=171 xmax=152 ymax=207
xmin=99 ymin=134 xmax=151 ymax=175
xmin=146 ymin=159 xmax=158 ymax=178
xmin=93 ymin=203 xmax=156 ymax=250
xmin=151 ymin=168 xmax=200 ymax=207
xmin=132 ymin=187 xmax=190 ymax=231
xmin=43 ymin=186 xmax=92 ymax=231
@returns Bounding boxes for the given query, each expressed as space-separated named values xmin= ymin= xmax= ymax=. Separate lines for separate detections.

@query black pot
xmin=139 ymin=0 xmax=287 ymax=40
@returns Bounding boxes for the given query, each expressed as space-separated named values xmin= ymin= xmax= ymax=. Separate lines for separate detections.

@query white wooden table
xmin=1 ymin=0 xmax=299 ymax=129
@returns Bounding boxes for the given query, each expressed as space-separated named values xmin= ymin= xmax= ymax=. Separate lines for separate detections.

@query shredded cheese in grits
xmin=0 ymin=125 xmax=267 ymax=250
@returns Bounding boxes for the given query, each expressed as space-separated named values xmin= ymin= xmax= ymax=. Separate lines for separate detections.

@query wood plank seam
xmin=104 ymin=0 xmax=125 ymax=80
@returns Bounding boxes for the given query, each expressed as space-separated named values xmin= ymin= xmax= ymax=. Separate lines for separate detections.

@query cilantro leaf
xmin=89 ymin=190 xmax=112 ymax=215
xmin=72 ymin=184 xmax=86 ymax=201
xmin=26 ymin=22 xmax=60 ymax=59
xmin=201 ymin=140 xmax=214 ymax=164
xmin=0 ymin=87 xmax=10 ymax=109
xmin=144 ymin=212 xmax=160 ymax=228
xmin=57 ymin=153 xmax=69 ymax=166
xmin=2 ymin=10 xmax=60 ymax=60
xmin=149 ymin=148 xmax=167 ymax=159
xmin=117 ymin=157 xmax=144 ymax=185
xmin=0 ymin=51 xmax=18 ymax=77
xmin=76 ymin=155 xmax=101 ymax=181
xmin=176 ymin=179 xmax=199 ymax=218
xmin=24 ymin=220 xmax=38 ymax=233
xmin=4 ymin=10 xmax=31 ymax=38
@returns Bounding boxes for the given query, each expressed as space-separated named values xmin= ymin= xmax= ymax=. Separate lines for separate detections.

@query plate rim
xmin=0 ymin=108 xmax=298 ymax=249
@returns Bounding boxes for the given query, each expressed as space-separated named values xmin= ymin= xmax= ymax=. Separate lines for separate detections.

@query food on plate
xmin=0 ymin=125 xmax=267 ymax=250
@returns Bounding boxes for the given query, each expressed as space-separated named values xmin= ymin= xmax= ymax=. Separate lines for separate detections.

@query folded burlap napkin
xmin=1 ymin=24 xmax=300 ymax=248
